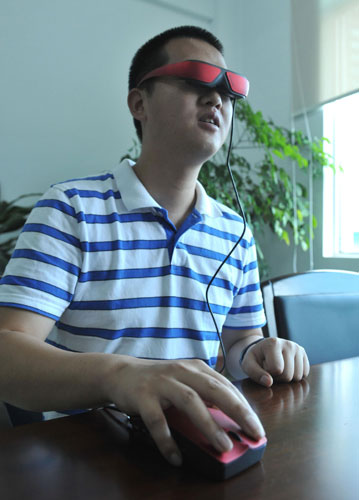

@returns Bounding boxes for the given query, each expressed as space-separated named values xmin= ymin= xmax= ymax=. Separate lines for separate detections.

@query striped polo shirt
xmin=0 ymin=159 xmax=266 ymax=367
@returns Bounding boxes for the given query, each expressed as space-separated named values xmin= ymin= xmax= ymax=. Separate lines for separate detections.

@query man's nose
xmin=200 ymin=88 xmax=223 ymax=109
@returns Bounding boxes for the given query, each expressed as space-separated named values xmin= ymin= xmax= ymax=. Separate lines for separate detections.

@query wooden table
xmin=0 ymin=357 xmax=358 ymax=500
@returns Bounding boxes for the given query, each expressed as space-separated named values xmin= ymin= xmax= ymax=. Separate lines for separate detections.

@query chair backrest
xmin=261 ymin=270 xmax=359 ymax=365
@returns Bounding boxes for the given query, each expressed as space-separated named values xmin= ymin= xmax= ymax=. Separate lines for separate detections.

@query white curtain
xmin=292 ymin=0 xmax=359 ymax=114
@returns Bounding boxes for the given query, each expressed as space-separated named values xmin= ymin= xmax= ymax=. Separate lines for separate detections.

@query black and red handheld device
xmin=163 ymin=406 xmax=267 ymax=480
xmin=104 ymin=405 xmax=267 ymax=480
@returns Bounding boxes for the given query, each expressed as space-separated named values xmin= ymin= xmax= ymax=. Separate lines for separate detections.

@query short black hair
xmin=128 ymin=25 xmax=224 ymax=141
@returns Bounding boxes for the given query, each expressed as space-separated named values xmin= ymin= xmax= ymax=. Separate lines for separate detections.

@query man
xmin=0 ymin=26 xmax=309 ymax=467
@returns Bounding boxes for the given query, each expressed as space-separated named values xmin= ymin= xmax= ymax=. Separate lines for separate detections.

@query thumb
xmin=242 ymin=355 xmax=273 ymax=387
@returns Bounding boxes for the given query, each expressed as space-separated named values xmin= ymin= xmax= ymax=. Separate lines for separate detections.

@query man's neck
xmin=133 ymin=154 xmax=201 ymax=229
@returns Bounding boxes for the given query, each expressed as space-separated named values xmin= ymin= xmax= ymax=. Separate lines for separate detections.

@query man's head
xmin=128 ymin=26 xmax=224 ymax=141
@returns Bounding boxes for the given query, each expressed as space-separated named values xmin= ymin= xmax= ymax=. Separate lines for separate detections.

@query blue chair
xmin=261 ymin=270 xmax=359 ymax=365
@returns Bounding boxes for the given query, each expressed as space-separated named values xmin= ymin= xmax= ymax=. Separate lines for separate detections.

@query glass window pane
xmin=323 ymin=91 xmax=359 ymax=257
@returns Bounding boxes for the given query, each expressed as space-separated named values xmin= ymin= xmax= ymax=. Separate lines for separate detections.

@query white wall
xmin=0 ymin=0 xmax=291 ymax=203
xmin=0 ymin=0 xmax=215 ymax=200
xmin=236 ymin=0 xmax=292 ymax=128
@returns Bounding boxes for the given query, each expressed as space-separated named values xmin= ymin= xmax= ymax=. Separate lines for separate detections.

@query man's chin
xmin=198 ymin=142 xmax=223 ymax=162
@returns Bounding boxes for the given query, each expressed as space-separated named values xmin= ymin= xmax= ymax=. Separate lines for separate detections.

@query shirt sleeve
xmin=0 ymin=186 xmax=83 ymax=320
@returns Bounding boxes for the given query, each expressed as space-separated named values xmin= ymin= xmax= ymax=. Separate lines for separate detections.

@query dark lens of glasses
xmin=226 ymin=72 xmax=248 ymax=95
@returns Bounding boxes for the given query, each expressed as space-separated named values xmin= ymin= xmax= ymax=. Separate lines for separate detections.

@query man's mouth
xmin=199 ymin=114 xmax=220 ymax=128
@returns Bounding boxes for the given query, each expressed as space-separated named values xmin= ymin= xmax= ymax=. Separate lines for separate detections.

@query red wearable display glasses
xmin=137 ymin=59 xmax=249 ymax=99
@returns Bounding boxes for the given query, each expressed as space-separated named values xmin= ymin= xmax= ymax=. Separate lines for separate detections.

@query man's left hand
xmin=240 ymin=337 xmax=310 ymax=387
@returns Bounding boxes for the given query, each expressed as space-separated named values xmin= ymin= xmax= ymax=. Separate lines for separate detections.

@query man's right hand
xmin=0 ymin=307 xmax=265 ymax=467
xmin=103 ymin=356 xmax=265 ymax=466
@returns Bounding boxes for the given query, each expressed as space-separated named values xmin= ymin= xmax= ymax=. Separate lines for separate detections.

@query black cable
xmin=205 ymin=99 xmax=247 ymax=373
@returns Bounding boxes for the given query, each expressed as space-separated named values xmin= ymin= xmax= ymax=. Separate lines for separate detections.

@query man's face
xmin=141 ymin=37 xmax=233 ymax=165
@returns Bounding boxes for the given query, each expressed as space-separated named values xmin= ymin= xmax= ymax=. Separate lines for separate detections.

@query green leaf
xmin=272 ymin=149 xmax=283 ymax=159
xmin=282 ymin=230 xmax=290 ymax=245
xmin=301 ymin=239 xmax=309 ymax=251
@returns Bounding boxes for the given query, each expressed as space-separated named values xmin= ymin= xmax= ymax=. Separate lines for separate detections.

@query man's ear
xmin=127 ymin=88 xmax=146 ymax=122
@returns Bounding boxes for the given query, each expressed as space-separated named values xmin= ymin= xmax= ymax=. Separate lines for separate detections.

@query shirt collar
xmin=114 ymin=159 xmax=161 ymax=212
xmin=194 ymin=180 xmax=223 ymax=218
xmin=114 ymin=158 xmax=223 ymax=218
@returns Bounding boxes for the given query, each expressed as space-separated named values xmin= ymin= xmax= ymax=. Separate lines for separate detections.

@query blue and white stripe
xmin=0 ymin=159 xmax=266 ymax=366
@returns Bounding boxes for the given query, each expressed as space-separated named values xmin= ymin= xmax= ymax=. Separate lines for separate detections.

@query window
xmin=322 ymin=91 xmax=359 ymax=257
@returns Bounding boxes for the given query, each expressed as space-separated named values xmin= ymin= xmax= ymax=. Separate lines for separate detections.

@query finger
xmin=293 ymin=350 xmax=304 ymax=381
xmin=170 ymin=362 xmax=265 ymax=440
xmin=185 ymin=358 xmax=245 ymax=401
xmin=170 ymin=359 xmax=251 ymax=415
xmin=261 ymin=339 xmax=285 ymax=377
xmin=276 ymin=348 xmax=295 ymax=382
xmin=242 ymin=352 xmax=274 ymax=387
xmin=139 ymin=400 xmax=183 ymax=467
xmin=164 ymin=380 xmax=235 ymax=454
